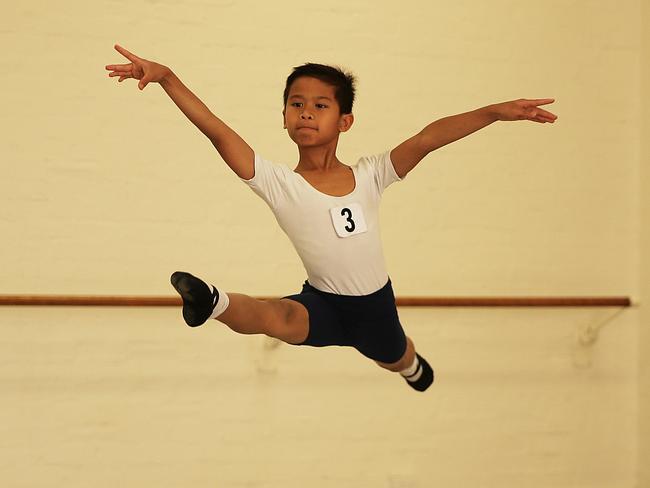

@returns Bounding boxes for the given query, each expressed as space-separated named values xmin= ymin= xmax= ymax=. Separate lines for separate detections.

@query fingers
xmin=107 ymin=70 xmax=134 ymax=83
xmin=106 ymin=45 xmax=150 ymax=89
xmin=532 ymin=106 xmax=557 ymax=122
xmin=114 ymin=44 xmax=140 ymax=62
xmin=108 ymin=70 xmax=132 ymax=78
xmin=108 ymin=71 xmax=146 ymax=89
xmin=106 ymin=65 xmax=149 ymax=90
xmin=138 ymin=77 xmax=150 ymax=90
xmin=527 ymin=112 xmax=555 ymax=123
xmin=520 ymin=99 xmax=558 ymax=122
xmin=107 ymin=72 xmax=149 ymax=89
xmin=537 ymin=109 xmax=557 ymax=122
xmin=105 ymin=63 xmax=132 ymax=72
xmin=531 ymin=113 xmax=557 ymax=123
xmin=526 ymin=98 xmax=555 ymax=106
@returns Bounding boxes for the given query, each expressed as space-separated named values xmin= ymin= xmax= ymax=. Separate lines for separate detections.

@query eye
xmin=291 ymin=102 xmax=303 ymax=108
xmin=316 ymin=104 xmax=328 ymax=109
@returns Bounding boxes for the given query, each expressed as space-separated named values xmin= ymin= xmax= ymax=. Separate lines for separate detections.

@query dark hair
xmin=283 ymin=63 xmax=356 ymax=114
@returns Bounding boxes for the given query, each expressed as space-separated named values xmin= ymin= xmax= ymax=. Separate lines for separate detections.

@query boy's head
xmin=283 ymin=63 xmax=356 ymax=115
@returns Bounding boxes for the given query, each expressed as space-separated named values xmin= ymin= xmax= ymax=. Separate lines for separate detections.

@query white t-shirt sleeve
xmin=239 ymin=153 xmax=288 ymax=209
xmin=362 ymin=150 xmax=405 ymax=194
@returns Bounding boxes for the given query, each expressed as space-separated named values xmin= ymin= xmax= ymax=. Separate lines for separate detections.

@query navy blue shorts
xmin=283 ymin=278 xmax=407 ymax=364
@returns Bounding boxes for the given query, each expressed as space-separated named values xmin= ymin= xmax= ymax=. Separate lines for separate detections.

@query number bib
xmin=329 ymin=202 xmax=368 ymax=238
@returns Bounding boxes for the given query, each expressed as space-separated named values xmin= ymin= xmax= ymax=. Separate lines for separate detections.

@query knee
xmin=376 ymin=337 xmax=415 ymax=372
xmin=264 ymin=299 xmax=308 ymax=344
xmin=261 ymin=299 xmax=289 ymax=337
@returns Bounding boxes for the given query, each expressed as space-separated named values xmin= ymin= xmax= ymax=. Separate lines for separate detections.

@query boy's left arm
xmin=390 ymin=99 xmax=557 ymax=179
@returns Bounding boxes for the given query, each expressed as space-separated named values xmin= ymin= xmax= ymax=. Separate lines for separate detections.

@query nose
xmin=300 ymin=110 xmax=314 ymax=120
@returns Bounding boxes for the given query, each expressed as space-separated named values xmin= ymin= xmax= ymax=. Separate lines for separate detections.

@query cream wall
xmin=0 ymin=307 xmax=638 ymax=488
xmin=0 ymin=1 xmax=644 ymax=487
xmin=639 ymin=0 xmax=649 ymax=486
xmin=0 ymin=0 xmax=639 ymax=297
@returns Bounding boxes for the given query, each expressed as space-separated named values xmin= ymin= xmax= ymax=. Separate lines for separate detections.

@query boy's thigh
xmin=350 ymin=307 xmax=407 ymax=364
xmin=281 ymin=291 xmax=350 ymax=348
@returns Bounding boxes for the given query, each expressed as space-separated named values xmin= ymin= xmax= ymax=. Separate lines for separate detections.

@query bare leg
xmin=170 ymin=271 xmax=309 ymax=343
xmin=216 ymin=293 xmax=309 ymax=345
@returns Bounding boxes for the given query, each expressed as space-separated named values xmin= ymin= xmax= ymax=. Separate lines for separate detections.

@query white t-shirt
xmin=240 ymin=151 xmax=403 ymax=296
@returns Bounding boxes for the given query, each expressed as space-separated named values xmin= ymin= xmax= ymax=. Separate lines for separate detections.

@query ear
xmin=282 ymin=109 xmax=286 ymax=129
xmin=338 ymin=113 xmax=354 ymax=133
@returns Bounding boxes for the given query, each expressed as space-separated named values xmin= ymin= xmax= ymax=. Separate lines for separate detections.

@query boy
xmin=106 ymin=44 xmax=557 ymax=392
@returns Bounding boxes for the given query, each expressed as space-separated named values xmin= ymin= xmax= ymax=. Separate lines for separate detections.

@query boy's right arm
xmin=106 ymin=45 xmax=254 ymax=180
xmin=159 ymin=71 xmax=254 ymax=179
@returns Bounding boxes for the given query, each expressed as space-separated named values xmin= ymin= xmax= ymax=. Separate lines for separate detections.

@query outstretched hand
xmin=105 ymin=44 xmax=170 ymax=90
xmin=493 ymin=99 xmax=558 ymax=123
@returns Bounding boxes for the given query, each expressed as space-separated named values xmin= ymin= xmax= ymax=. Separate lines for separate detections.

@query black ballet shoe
xmin=170 ymin=271 xmax=218 ymax=327
xmin=404 ymin=354 xmax=434 ymax=392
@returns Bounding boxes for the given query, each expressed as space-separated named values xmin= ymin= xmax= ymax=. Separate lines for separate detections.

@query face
xmin=283 ymin=76 xmax=353 ymax=148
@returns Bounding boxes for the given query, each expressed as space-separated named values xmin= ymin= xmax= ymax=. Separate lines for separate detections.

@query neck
xmin=295 ymin=142 xmax=343 ymax=172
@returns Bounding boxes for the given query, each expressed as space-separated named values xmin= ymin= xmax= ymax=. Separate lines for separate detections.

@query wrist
xmin=480 ymin=104 xmax=501 ymax=122
xmin=159 ymin=67 xmax=175 ymax=87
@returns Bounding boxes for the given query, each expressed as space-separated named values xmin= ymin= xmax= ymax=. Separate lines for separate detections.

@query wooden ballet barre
xmin=0 ymin=295 xmax=632 ymax=307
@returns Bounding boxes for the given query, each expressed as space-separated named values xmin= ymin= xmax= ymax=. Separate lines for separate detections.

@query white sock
xmin=399 ymin=355 xmax=423 ymax=382
xmin=207 ymin=286 xmax=230 ymax=320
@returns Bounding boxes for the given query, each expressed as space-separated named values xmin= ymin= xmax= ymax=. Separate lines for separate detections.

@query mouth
xmin=297 ymin=126 xmax=318 ymax=131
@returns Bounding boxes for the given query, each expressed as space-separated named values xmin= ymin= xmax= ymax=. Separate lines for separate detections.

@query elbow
xmin=415 ymin=131 xmax=438 ymax=155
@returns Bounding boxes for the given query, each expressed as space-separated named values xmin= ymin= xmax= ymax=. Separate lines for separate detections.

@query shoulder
xmin=241 ymin=153 xmax=293 ymax=184
xmin=239 ymin=153 xmax=297 ymax=209
xmin=356 ymin=151 xmax=403 ymax=182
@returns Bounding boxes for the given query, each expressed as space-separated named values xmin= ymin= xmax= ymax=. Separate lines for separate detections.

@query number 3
xmin=341 ymin=207 xmax=356 ymax=232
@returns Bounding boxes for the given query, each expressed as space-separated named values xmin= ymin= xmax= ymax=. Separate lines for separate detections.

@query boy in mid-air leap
xmin=106 ymin=44 xmax=557 ymax=392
